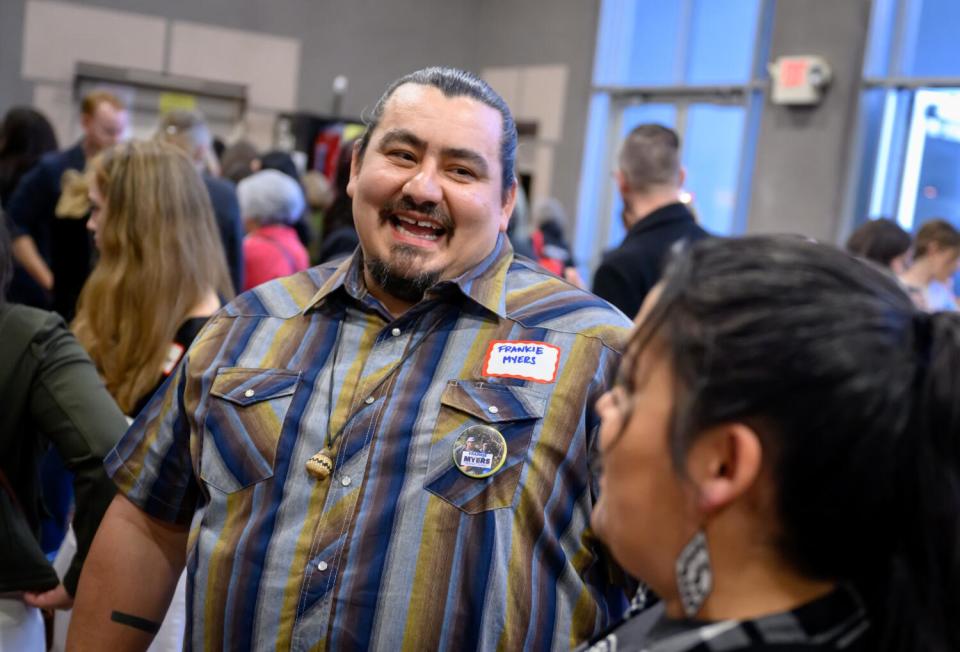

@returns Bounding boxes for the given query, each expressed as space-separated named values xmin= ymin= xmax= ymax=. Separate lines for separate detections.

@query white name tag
xmin=483 ymin=340 xmax=560 ymax=384
xmin=461 ymin=451 xmax=493 ymax=469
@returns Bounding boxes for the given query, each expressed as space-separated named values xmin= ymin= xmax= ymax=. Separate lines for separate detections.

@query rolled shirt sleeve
xmin=104 ymin=354 xmax=202 ymax=526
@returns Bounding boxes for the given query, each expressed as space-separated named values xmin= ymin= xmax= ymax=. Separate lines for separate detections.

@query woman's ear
xmin=685 ymin=423 xmax=762 ymax=515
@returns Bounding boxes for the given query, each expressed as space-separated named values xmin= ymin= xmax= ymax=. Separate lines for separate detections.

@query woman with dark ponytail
xmin=584 ymin=235 xmax=959 ymax=651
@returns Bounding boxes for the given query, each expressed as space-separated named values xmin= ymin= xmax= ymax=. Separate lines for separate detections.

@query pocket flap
xmin=439 ymin=381 xmax=546 ymax=422
xmin=210 ymin=367 xmax=301 ymax=406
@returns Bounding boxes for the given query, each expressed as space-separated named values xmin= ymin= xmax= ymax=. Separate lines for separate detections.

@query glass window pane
xmin=847 ymin=89 xmax=895 ymax=229
xmin=595 ymin=0 xmax=683 ymax=86
xmin=686 ymin=0 xmax=761 ymax=84
xmin=682 ymin=105 xmax=745 ymax=235
xmin=862 ymin=0 xmax=898 ymax=76
xmin=626 ymin=2 xmax=683 ymax=85
xmin=574 ymin=94 xmax=613 ymax=273
xmin=593 ymin=0 xmax=637 ymax=86
xmin=865 ymin=89 xmax=913 ymax=221
xmin=904 ymin=0 xmax=960 ymax=76
xmin=905 ymin=90 xmax=960 ymax=229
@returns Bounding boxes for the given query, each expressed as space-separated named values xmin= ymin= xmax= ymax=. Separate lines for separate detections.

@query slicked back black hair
xmin=356 ymin=67 xmax=517 ymax=202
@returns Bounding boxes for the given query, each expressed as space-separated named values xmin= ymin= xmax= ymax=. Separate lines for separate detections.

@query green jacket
xmin=0 ymin=304 xmax=128 ymax=595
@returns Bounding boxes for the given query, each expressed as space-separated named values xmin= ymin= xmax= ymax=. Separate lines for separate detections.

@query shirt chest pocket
xmin=425 ymin=381 xmax=547 ymax=514
xmin=201 ymin=367 xmax=301 ymax=494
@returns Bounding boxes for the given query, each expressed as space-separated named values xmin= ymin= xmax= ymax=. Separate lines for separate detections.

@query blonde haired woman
xmin=73 ymin=140 xmax=232 ymax=416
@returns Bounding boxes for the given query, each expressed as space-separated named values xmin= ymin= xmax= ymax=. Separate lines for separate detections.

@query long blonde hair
xmin=73 ymin=140 xmax=232 ymax=413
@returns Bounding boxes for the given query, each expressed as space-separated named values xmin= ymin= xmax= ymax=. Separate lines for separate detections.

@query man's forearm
xmin=68 ymin=494 xmax=187 ymax=651
xmin=12 ymin=235 xmax=54 ymax=291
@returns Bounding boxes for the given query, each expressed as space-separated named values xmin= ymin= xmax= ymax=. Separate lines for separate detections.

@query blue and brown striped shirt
xmin=106 ymin=236 xmax=632 ymax=650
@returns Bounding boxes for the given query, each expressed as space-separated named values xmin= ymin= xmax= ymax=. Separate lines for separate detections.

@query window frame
xmin=845 ymin=0 xmax=960 ymax=235
xmin=576 ymin=0 xmax=775 ymax=278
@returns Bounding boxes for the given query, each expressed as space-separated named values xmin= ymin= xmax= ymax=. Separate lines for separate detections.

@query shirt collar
xmin=443 ymin=233 xmax=512 ymax=318
xmin=628 ymin=201 xmax=693 ymax=236
xmin=66 ymin=141 xmax=86 ymax=169
xmin=301 ymin=252 xmax=354 ymax=314
xmin=303 ymin=234 xmax=513 ymax=319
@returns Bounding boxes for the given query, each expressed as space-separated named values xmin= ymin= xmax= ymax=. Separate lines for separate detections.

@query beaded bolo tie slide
xmin=308 ymin=323 xmax=343 ymax=483
xmin=306 ymin=448 xmax=335 ymax=481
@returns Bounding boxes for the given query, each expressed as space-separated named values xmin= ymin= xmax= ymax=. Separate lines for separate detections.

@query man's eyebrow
xmin=378 ymin=129 xmax=425 ymax=150
xmin=378 ymin=128 xmax=491 ymax=177
xmin=442 ymin=147 xmax=490 ymax=177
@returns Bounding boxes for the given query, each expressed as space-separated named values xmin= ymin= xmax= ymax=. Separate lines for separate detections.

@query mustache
xmin=379 ymin=196 xmax=454 ymax=232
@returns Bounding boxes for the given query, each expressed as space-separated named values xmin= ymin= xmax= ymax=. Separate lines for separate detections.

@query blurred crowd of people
xmin=846 ymin=215 xmax=960 ymax=311
xmin=0 ymin=93 xmax=363 ymax=649
xmin=1 ymin=72 xmax=958 ymax=652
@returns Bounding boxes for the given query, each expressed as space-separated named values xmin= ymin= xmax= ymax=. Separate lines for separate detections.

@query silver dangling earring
xmin=675 ymin=530 xmax=713 ymax=618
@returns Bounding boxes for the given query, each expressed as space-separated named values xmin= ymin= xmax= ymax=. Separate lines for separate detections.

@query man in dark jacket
xmin=158 ymin=110 xmax=245 ymax=293
xmin=592 ymin=124 xmax=708 ymax=319
xmin=7 ymin=90 xmax=128 ymax=318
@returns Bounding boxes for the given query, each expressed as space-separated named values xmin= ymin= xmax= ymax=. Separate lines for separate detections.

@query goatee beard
xmin=365 ymin=196 xmax=452 ymax=303
xmin=365 ymin=246 xmax=442 ymax=304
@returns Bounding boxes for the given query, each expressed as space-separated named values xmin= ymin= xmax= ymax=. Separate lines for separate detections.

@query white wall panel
xmin=22 ymin=0 xmax=166 ymax=81
xmin=168 ymin=21 xmax=300 ymax=111
xmin=31 ymin=83 xmax=73 ymax=145
xmin=518 ymin=64 xmax=567 ymax=142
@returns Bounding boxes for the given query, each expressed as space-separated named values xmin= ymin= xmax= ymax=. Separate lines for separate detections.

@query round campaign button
xmin=452 ymin=425 xmax=507 ymax=479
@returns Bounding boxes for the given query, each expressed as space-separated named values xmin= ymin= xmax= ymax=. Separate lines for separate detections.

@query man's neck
xmin=901 ymin=258 xmax=935 ymax=288
xmin=362 ymin=267 xmax=416 ymax=319
xmin=81 ymin=138 xmax=99 ymax=161
xmin=623 ymin=190 xmax=681 ymax=229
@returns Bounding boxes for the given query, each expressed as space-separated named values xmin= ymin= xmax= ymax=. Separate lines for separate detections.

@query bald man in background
xmin=7 ymin=90 xmax=128 ymax=318
xmin=592 ymin=123 xmax=708 ymax=319
xmin=157 ymin=109 xmax=244 ymax=293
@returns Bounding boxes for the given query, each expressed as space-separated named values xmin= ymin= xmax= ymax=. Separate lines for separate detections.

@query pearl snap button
xmin=244 ymin=389 xmax=255 ymax=398
xmin=488 ymin=405 xmax=499 ymax=414
xmin=391 ymin=327 xmax=401 ymax=337
xmin=364 ymin=396 xmax=375 ymax=405
xmin=317 ymin=560 xmax=328 ymax=571
xmin=341 ymin=476 xmax=352 ymax=487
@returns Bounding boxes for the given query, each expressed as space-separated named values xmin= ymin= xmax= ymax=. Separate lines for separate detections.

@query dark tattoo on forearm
xmin=110 ymin=611 xmax=161 ymax=634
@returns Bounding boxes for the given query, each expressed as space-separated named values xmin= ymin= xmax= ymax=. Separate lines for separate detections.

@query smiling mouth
xmin=388 ymin=214 xmax=448 ymax=242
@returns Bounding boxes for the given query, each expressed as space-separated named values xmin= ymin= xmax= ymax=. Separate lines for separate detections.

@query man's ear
xmin=498 ymin=179 xmax=518 ymax=232
xmin=685 ymin=423 xmax=762 ymax=516
xmin=346 ymin=140 xmax=363 ymax=199
xmin=615 ymin=169 xmax=629 ymax=196
xmin=677 ymin=166 xmax=687 ymax=188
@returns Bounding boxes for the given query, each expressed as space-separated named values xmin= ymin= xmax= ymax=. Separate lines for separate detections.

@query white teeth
xmin=396 ymin=224 xmax=439 ymax=241
xmin=395 ymin=215 xmax=442 ymax=233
